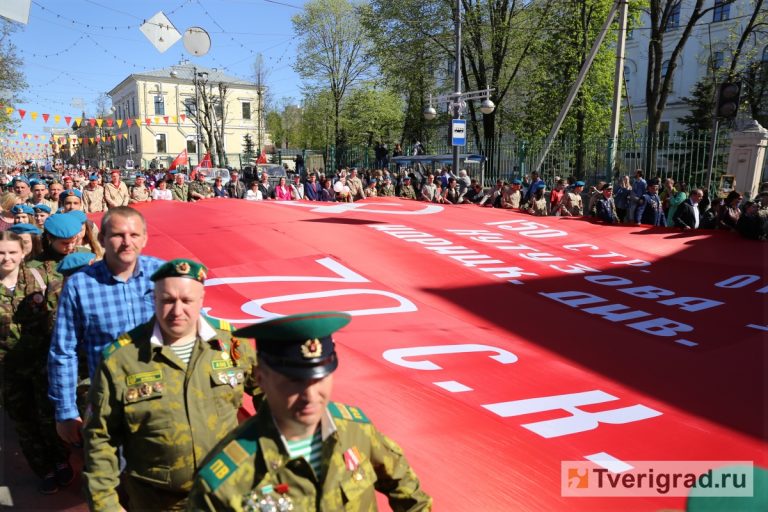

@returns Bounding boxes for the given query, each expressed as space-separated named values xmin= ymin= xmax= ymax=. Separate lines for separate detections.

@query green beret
xmin=150 ymin=258 xmax=208 ymax=283
xmin=233 ymin=311 xmax=351 ymax=379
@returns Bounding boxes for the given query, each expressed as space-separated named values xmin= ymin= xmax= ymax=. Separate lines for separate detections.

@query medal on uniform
xmin=125 ymin=388 xmax=138 ymax=402
xmin=221 ymin=351 xmax=230 ymax=360
xmin=31 ymin=292 xmax=44 ymax=304
xmin=274 ymin=483 xmax=293 ymax=511
xmin=218 ymin=373 xmax=228 ymax=385
xmin=139 ymin=383 xmax=152 ymax=397
xmin=228 ymin=372 xmax=237 ymax=388
xmin=152 ymin=382 xmax=164 ymax=393
xmin=343 ymin=447 xmax=361 ymax=472
xmin=230 ymin=338 xmax=241 ymax=361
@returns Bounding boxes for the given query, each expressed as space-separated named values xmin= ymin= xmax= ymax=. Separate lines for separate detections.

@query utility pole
xmin=452 ymin=0 xmax=462 ymax=177
xmin=608 ymin=0 xmax=628 ymax=175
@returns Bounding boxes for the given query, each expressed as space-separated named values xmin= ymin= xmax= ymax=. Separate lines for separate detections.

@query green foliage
xmin=242 ymin=134 xmax=256 ymax=163
xmin=340 ymin=88 xmax=404 ymax=146
xmin=265 ymin=111 xmax=284 ymax=148
xmin=0 ymin=20 xmax=26 ymax=134
xmin=678 ymin=80 xmax=716 ymax=132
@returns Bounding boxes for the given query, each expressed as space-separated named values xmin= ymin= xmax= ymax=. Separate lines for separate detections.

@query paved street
xmin=1 ymin=414 xmax=87 ymax=511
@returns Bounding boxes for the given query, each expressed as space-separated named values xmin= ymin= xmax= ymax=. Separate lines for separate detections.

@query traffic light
xmin=716 ymin=82 xmax=741 ymax=119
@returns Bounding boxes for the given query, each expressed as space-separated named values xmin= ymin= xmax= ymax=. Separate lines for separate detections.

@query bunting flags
xmin=0 ymin=105 xmax=193 ymax=128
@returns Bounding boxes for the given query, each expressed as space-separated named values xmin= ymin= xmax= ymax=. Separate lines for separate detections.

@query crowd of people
xmin=0 ymin=157 xmax=432 ymax=510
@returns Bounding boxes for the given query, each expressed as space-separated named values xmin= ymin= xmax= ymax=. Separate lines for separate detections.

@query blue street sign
xmin=451 ymin=119 xmax=466 ymax=146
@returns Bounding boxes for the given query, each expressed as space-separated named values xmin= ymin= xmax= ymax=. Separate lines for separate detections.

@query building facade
xmin=624 ymin=0 xmax=766 ymax=134
xmin=108 ymin=61 xmax=267 ymax=169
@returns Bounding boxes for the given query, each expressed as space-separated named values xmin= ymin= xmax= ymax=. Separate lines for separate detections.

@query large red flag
xmin=168 ymin=149 xmax=188 ymax=171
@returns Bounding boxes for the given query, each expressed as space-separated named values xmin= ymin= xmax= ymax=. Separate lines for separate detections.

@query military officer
xmin=171 ymin=172 xmax=191 ymax=202
xmin=129 ymin=174 xmax=152 ymax=204
xmin=82 ymin=258 xmax=259 ymax=511
xmin=398 ymin=175 xmax=417 ymax=200
xmin=187 ymin=311 xmax=432 ymax=512
xmin=189 ymin=171 xmax=214 ymax=201
xmin=82 ymin=175 xmax=106 ymax=213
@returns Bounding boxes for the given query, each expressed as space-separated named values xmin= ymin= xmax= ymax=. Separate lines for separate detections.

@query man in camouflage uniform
xmin=189 ymin=171 xmax=214 ymax=201
xmin=379 ymin=176 xmax=396 ymax=197
xmin=82 ymin=175 xmax=106 ymax=213
xmin=129 ymin=174 xmax=152 ymax=204
xmin=556 ymin=181 xmax=585 ymax=217
xmin=171 ymin=172 xmax=191 ymax=202
xmin=187 ymin=312 xmax=432 ymax=511
xmin=1 ymin=248 xmax=71 ymax=493
xmin=398 ymin=176 xmax=417 ymax=200
xmin=82 ymin=258 xmax=259 ymax=511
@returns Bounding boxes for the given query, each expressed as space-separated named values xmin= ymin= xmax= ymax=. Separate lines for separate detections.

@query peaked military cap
xmin=33 ymin=203 xmax=51 ymax=214
xmin=56 ymin=252 xmax=95 ymax=276
xmin=233 ymin=311 xmax=351 ymax=379
xmin=44 ymin=213 xmax=81 ymax=239
xmin=150 ymin=258 xmax=208 ymax=283
xmin=8 ymin=223 xmax=41 ymax=235
xmin=11 ymin=204 xmax=34 ymax=215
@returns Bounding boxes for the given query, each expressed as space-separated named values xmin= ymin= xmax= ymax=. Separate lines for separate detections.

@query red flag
xmin=169 ymin=149 xmax=189 ymax=171
xmin=17 ymin=109 xmax=26 ymax=119
xmin=145 ymin=118 xmax=152 ymax=126
xmin=65 ymin=116 xmax=72 ymax=125
xmin=42 ymin=113 xmax=50 ymax=123
xmin=180 ymin=114 xmax=186 ymax=122
xmin=126 ymin=118 xmax=133 ymax=127
xmin=106 ymin=119 xmax=114 ymax=127
xmin=163 ymin=116 xmax=169 ymax=124
xmin=89 ymin=118 xmax=96 ymax=127
xmin=257 ymin=151 xmax=268 ymax=164
xmin=194 ymin=152 xmax=212 ymax=170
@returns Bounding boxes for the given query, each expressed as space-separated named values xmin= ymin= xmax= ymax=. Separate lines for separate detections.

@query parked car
xmin=257 ymin=163 xmax=288 ymax=187
xmin=204 ymin=168 xmax=231 ymax=187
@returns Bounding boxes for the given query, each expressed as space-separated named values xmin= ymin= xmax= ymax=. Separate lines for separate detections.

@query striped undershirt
xmin=285 ymin=429 xmax=323 ymax=477
xmin=169 ymin=339 xmax=196 ymax=365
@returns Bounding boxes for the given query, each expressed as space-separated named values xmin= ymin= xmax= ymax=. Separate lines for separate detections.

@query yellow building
xmin=108 ymin=60 xmax=267 ymax=169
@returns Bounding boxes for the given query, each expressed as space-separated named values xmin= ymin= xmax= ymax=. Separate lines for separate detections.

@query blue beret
xmin=511 ymin=179 xmax=522 ymax=185
xmin=575 ymin=181 xmax=585 ymax=187
xmin=8 ymin=223 xmax=41 ymax=235
xmin=56 ymin=208 xmax=66 ymax=214
xmin=56 ymin=252 xmax=96 ymax=276
xmin=44 ymin=213 xmax=82 ymax=239
xmin=61 ymin=189 xmax=82 ymax=199
xmin=12 ymin=176 xmax=29 ymax=185
xmin=29 ymin=179 xmax=40 ymax=187
xmin=170 ymin=170 xmax=178 ymax=175
xmin=88 ymin=174 xmax=99 ymax=181
xmin=67 ymin=210 xmax=87 ymax=225
xmin=370 ymin=178 xmax=377 ymax=183
xmin=11 ymin=204 xmax=34 ymax=215
xmin=535 ymin=182 xmax=546 ymax=190
xmin=233 ymin=311 xmax=351 ymax=380
xmin=33 ymin=204 xmax=51 ymax=214
xmin=134 ymin=174 xmax=144 ymax=179
xmin=402 ymin=175 xmax=411 ymax=180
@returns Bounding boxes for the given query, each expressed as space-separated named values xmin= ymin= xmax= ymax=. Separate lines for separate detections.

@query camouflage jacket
xmin=171 ymin=183 xmax=190 ymax=202
xmin=187 ymin=401 xmax=432 ymax=511
xmin=189 ymin=180 xmax=214 ymax=200
xmin=129 ymin=185 xmax=151 ymax=203
xmin=399 ymin=185 xmax=417 ymax=200
xmin=82 ymin=186 xmax=106 ymax=213
xmin=83 ymin=317 xmax=259 ymax=511
xmin=0 ymin=263 xmax=61 ymax=367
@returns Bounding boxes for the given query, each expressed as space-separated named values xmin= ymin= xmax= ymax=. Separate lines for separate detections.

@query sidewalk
xmin=1 ymin=414 xmax=88 ymax=511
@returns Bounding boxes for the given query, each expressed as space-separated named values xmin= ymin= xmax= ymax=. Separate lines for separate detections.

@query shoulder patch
xmin=199 ymin=418 xmax=260 ymax=492
xmin=102 ymin=333 xmax=133 ymax=359
xmin=328 ymin=402 xmax=370 ymax=424
xmin=203 ymin=314 xmax=233 ymax=332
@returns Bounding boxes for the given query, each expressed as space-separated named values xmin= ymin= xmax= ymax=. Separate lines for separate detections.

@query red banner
xmin=126 ymin=198 xmax=766 ymax=511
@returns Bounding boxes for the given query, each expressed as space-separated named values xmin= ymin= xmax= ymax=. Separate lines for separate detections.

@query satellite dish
xmin=183 ymin=27 xmax=211 ymax=57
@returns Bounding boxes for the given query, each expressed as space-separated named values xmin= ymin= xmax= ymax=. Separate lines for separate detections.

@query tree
xmin=0 ymin=20 xmax=26 ymax=135
xmin=678 ymin=80 xmax=716 ymax=132
xmin=292 ymin=0 xmax=373 ymax=159
xmin=644 ymin=0 xmax=737 ymax=168
xmin=265 ymin=111 xmax=284 ymax=148
xmin=242 ymin=134 xmax=256 ymax=164
xmin=340 ymin=87 xmax=404 ymax=146
xmin=252 ymin=54 xmax=270 ymax=153
xmin=197 ymin=82 xmax=229 ymax=166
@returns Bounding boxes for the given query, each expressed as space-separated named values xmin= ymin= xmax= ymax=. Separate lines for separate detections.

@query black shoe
xmin=39 ymin=472 xmax=59 ymax=495
xmin=55 ymin=461 xmax=75 ymax=487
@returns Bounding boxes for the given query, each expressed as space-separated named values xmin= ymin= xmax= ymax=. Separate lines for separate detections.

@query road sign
xmin=452 ymin=119 xmax=466 ymax=146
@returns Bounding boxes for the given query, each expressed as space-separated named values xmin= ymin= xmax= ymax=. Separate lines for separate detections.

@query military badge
xmin=32 ymin=292 xmax=44 ymax=304
xmin=230 ymin=338 xmax=241 ymax=361
xmin=125 ymin=388 xmax=139 ymax=402
xmin=300 ymin=338 xmax=322 ymax=359
xmin=175 ymin=261 xmax=191 ymax=275
xmin=139 ymin=383 xmax=152 ymax=397
xmin=152 ymin=382 xmax=164 ymax=393
xmin=218 ymin=372 xmax=228 ymax=385
xmin=197 ymin=267 xmax=207 ymax=281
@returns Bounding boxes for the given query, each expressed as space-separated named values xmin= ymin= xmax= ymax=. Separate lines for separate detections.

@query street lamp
xmin=423 ymin=0 xmax=495 ymax=178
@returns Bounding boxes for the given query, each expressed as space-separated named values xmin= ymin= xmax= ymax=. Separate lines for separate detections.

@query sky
xmin=7 ymin=0 xmax=305 ymax=148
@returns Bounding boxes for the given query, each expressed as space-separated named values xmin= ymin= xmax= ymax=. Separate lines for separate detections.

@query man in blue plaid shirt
xmin=48 ymin=206 xmax=165 ymax=445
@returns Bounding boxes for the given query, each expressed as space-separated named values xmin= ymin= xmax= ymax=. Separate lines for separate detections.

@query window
xmin=186 ymin=136 xmax=197 ymax=154
xmin=214 ymin=99 xmax=223 ymax=119
xmin=184 ymin=98 xmax=197 ymax=118
xmin=665 ymin=3 xmax=680 ymax=30
xmin=242 ymin=102 xmax=251 ymax=120
xmin=712 ymin=51 xmax=724 ymax=70
xmin=713 ymin=0 xmax=730 ymax=22
xmin=154 ymin=95 xmax=165 ymax=115
xmin=156 ymin=134 xmax=166 ymax=153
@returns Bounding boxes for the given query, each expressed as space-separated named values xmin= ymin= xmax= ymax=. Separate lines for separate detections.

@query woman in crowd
xmin=665 ymin=182 xmax=688 ymax=226
xmin=364 ymin=179 xmax=378 ymax=198
xmin=11 ymin=204 xmax=34 ymax=224
xmin=718 ymin=191 xmax=742 ymax=231
xmin=0 ymin=193 xmax=20 ymax=231
xmin=549 ymin=179 xmax=566 ymax=214
xmin=273 ymin=176 xmax=292 ymax=200
xmin=8 ymin=223 xmax=43 ymax=261
xmin=613 ymin=175 xmax=632 ymax=223
xmin=525 ymin=182 xmax=549 ymax=216
xmin=34 ymin=214 xmax=82 ymax=275
xmin=442 ymin=178 xmax=461 ymax=204
xmin=67 ymin=210 xmax=104 ymax=259
xmin=151 ymin=179 xmax=173 ymax=201
xmin=701 ymin=198 xmax=724 ymax=230
xmin=0 ymin=230 xmax=73 ymax=494
xmin=246 ymin=181 xmax=263 ymax=201
xmin=213 ymin=177 xmax=228 ymax=198
xmin=33 ymin=204 xmax=51 ymax=229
